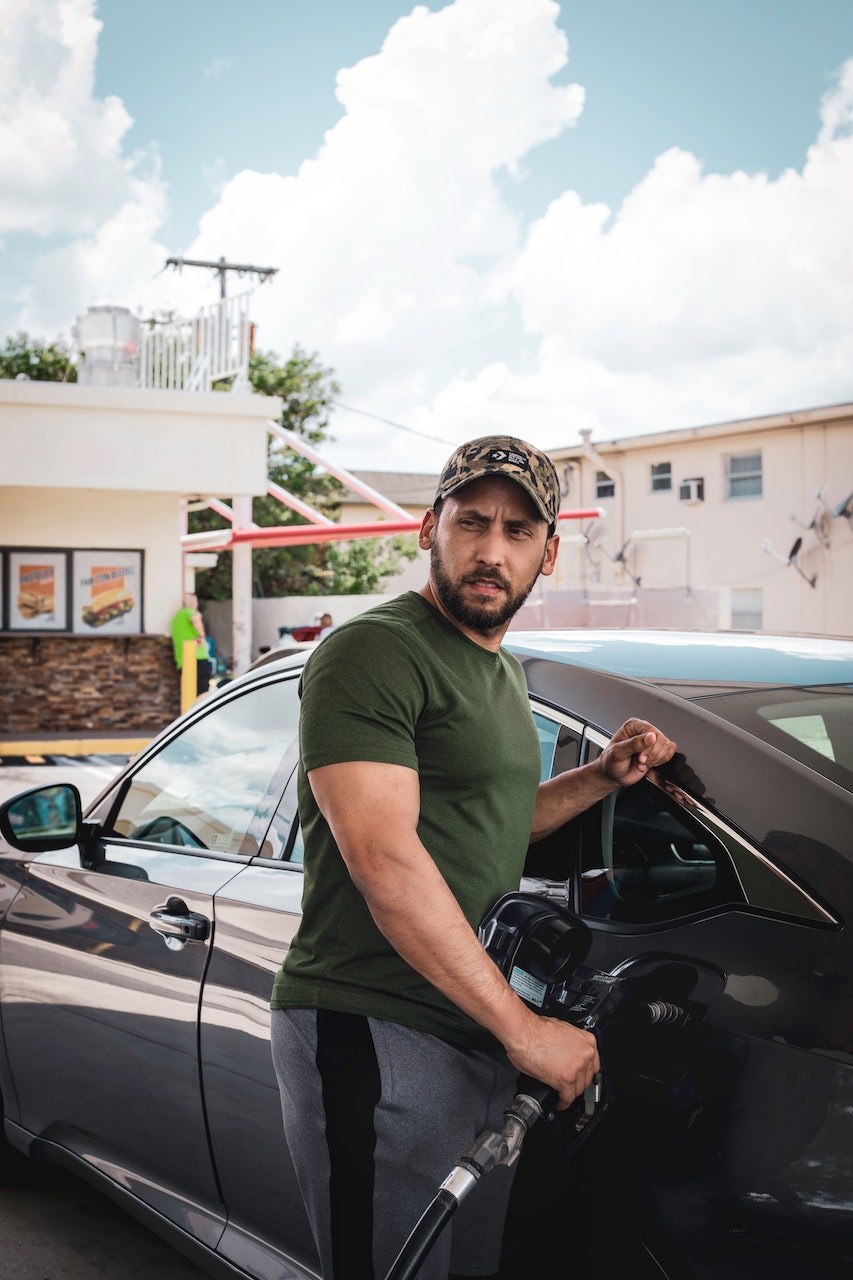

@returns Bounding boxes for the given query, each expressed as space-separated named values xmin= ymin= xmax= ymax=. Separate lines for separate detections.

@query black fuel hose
xmin=384 ymin=1188 xmax=460 ymax=1280
xmin=383 ymin=1078 xmax=557 ymax=1280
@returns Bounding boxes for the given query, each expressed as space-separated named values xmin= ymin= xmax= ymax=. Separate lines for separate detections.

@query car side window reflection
xmin=256 ymin=773 xmax=303 ymax=863
xmin=532 ymin=712 xmax=582 ymax=782
xmin=108 ymin=678 xmax=302 ymax=855
xmin=581 ymin=782 xmax=727 ymax=922
xmin=525 ymin=715 xmax=744 ymax=923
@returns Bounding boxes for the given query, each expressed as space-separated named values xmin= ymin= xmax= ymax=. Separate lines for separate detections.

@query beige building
xmin=542 ymin=404 xmax=853 ymax=635
xmin=335 ymin=405 xmax=853 ymax=637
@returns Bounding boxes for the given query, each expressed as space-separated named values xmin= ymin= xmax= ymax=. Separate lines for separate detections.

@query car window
xmin=582 ymin=735 xmax=831 ymax=925
xmin=524 ymin=711 xmax=833 ymax=925
xmin=255 ymin=772 xmax=303 ymax=863
xmin=693 ymin=686 xmax=853 ymax=792
xmin=532 ymin=710 xmax=583 ymax=781
xmin=579 ymin=779 xmax=739 ymax=923
xmin=108 ymin=677 xmax=301 ymax=855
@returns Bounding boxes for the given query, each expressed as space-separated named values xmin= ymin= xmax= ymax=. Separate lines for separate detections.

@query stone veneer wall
xmin=0 ymin=635 xmax=181 ymax=736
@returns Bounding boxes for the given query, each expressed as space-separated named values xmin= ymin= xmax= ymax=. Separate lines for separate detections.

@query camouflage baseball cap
xmin=434 ymin=435 xmax=561 ymax=528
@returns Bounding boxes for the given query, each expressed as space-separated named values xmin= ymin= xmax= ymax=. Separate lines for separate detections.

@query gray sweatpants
xmin=270 ymin=1007 xmax=522 ymax=1280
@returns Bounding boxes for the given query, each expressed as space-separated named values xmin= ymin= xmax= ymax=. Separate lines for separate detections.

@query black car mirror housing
xmin=0 ymin=782 xmax=84 ymax=855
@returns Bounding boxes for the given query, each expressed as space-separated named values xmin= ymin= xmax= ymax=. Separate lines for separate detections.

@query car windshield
xmin=690 ymin=683 xmax=853 ymax=792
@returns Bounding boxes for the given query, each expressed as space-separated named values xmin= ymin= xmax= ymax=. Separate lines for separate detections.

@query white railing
xmin=139 ymin=291 xmax=253 ymax=392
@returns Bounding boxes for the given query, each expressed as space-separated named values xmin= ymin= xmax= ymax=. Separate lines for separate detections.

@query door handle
xmin=149 ymin=896 xmax=210 ymax=942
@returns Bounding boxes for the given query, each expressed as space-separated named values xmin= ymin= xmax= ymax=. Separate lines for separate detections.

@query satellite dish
xmin=787 ymin=537 xmax=802 ymax=562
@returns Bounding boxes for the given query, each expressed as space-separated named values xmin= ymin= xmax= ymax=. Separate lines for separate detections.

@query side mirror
xmin=0 ymin=783 xmax=83 ymax=853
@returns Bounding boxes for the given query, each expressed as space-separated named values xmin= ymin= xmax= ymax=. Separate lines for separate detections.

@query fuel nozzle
xmin=459 ymin=1070 xmax=603 ymax=1182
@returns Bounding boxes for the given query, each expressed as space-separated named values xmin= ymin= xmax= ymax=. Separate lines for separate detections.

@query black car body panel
xmin=0 ymin=629 xmax=851 ymax=1279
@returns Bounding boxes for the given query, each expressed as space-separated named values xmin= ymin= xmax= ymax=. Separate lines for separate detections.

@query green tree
xmin=0 ymin=332 xmax=77 ymax=382
xmin=325 ymin=534 xmax=419 ymax=594
xmin=193 ymin=346 xmax=417 ymax=601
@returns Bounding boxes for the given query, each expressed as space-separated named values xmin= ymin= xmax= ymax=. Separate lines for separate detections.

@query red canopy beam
xmin=182 ymin=508 xmax=605 ymax=553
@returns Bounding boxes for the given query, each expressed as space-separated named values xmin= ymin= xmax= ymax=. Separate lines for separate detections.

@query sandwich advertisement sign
xmin=1 ymin=547 xmax=143 ymax=634
xmin=72 ymin=551 xmax=143 ymax=634
xmin=7 ymin=551 xmax=68 ymax=630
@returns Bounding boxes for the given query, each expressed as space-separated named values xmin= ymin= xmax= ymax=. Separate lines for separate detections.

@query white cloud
xmin=0 ymin=0 xmax=167 ymax=337
xmin=0 ymin=0 xmax=158 ymax=237
xmin=3 ymin=0 xmax=853 ymax=473
xmin=203 ymin=56 xmax=233 ymax=80
xmin=172 ymin=0 xmax=584 ymax=464
xmin=395 ymin=51 xmax=853 ymax=464
xmin=17 ymin=176 xmax=168 ymax=338
xmin=475 ymin=58 xmax=853 ymax=448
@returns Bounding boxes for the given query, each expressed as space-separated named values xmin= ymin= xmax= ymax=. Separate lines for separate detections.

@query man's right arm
xmin=308 ymin=759 xmax=599 ymax=1110
xmin=190 ymin=608 xmax=206 ymax=641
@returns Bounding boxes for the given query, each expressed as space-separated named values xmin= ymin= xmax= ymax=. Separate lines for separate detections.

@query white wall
xmin=0 ymin=380 xmax=272 ymax=496
xmin=203 ymin=594 xmax=401 ymax=663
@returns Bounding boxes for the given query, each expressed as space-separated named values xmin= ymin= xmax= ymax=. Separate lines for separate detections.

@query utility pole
xmin=164 ymin=255 xmax=278 ymax=298
xmin=164 ymin=254 xmax=278 ymax=674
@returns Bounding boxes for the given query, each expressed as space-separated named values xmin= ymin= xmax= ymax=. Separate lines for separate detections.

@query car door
xmin=0 ymin=670 xmax=302 ymax=1247
xmin=520 ymin=703 xmax=851 ymax=1278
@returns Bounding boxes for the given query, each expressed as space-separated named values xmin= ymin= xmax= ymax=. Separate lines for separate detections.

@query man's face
xmin=420 ymin=475 xmax=558 ymax=637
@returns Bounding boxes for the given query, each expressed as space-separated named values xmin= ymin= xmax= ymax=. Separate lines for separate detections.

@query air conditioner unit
xmin=678 ymin=477 xmax=705 ymax=504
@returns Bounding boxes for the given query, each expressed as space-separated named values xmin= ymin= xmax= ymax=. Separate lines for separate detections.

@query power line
xmin=332 ymin=399 xmax=456 ymax=447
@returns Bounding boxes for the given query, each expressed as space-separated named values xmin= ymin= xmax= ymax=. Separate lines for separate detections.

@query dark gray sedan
xmin=1 ymin=629 xmax=851 ymax=1280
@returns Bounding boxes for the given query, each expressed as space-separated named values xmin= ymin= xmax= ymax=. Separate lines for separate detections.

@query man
xmin=170 ymin=590 xmax=211 ymax=696
xmin=270 ymin=435 xmax=676 ymax=1280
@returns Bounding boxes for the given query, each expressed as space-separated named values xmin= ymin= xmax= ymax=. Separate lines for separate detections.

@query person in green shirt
xmin=270 ymin=435 xmax=677 ymax=1280
xmin=170 ymin=591 xmax=211 ymax=696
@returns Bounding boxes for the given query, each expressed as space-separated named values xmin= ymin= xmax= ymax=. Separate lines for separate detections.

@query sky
xmin=2 ymin=0 xmax=853 ymax=472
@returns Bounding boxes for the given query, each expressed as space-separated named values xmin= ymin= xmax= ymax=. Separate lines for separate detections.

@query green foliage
xmin=325 ymin=534 xmax=419 ymax=594
xmin=193 ymin=346 xmax=418 ymax=601
xmin=0 ymin=332 xmax=77 ymax=382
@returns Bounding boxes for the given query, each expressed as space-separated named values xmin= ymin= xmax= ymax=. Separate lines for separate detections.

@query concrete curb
xmin=0 ymin=737 xmax=151 ymax=760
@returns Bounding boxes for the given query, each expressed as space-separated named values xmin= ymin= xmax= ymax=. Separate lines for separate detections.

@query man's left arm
xmin=531 ymin=719 xmax=677 ymax=842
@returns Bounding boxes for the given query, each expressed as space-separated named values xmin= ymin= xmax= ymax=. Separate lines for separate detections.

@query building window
xmin=731 ymin=588 xmax=763 ymax=631
xmin=596 ymin=471 xmax=615 ymax=499
xmin=726 ymin=451 xmax=762 ymax=499
xmin=651 ymin=462 xmax=672 ymax=492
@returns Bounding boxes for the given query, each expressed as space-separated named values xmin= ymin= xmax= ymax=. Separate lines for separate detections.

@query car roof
xmin=238 ymin=627 xmax=853 ymax=697
xmin=504 ymin=629 xmax=853 ymax=696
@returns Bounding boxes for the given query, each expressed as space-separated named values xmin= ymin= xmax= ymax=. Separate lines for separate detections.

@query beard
xmin=430 ymin=541 xmax=545 ymax=635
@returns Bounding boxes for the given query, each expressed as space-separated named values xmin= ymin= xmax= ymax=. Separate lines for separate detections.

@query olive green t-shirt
xmin=270 ymin=591 xmax=541 ymax=1049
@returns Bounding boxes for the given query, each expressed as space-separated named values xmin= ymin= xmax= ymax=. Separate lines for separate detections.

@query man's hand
xmin=598 ymin=719 xmax=677 ymax=789
xmin=532 ymin=718 xmax=677 ymax=840
xmin=505 ymin=1012 xmax=600 ymax=1111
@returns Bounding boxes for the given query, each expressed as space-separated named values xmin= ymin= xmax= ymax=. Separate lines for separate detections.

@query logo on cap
xmin=488 ymin=448 xmax=528 ymax=469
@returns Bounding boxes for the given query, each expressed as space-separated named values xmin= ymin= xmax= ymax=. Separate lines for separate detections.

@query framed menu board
xmin=6 ymin=550 xmax=70 ymax=631
xmin=71 ymin=550 xmax=144 ymax=635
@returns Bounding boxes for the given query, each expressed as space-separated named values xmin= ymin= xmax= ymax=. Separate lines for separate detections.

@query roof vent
xmin=73 ymin=305 xmax=141 ymax=388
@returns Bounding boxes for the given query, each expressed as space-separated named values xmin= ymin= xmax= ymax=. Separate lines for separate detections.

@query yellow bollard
xmin=181 ymin=639 xmax=199 ymax=714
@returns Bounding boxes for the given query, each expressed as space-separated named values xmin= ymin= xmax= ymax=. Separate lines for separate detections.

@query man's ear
xmin=419 ymin=508 xmax=437 ymax=550
xmin=540 ymin=533 xmax=560 ymax=577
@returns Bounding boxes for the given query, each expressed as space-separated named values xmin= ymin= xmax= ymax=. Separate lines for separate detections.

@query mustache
xmin=462 ymin=570 xmax=511 ymax=592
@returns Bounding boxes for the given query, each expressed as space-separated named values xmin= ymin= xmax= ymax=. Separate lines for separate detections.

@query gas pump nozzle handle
xmin=514 ymin=1071 xmax=602 ymax=1121
xmin=512 ymin=1076 xmax=559 ymax=1122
